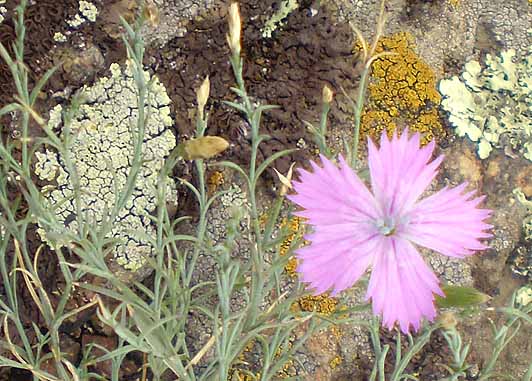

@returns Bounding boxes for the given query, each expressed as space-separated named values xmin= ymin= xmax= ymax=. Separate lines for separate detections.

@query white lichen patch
xmin=67 ymin=13 xmax=85 ymax=28
xmin=79 ymin=0 xmax=98 ymax=22
xmin=262 ymin=0 xmax=299 ymax=38
xmin=53 ymin=32 xmax=67 ymax=43
xmin=67 ymin=1 xmax=98 ymax=28
xmin=516 ymin=285 xmax=532 ymax=306
xmin=35 ymin=61 xmax=177 ymax=272
xmin=0 ymin=3 xmax=7 ymax=24
xmin=439 ymin=45 xmax=532 ymax=162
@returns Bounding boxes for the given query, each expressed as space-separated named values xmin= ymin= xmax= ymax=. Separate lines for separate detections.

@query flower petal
xmin=296 ymin=222 xmax=379 ymax=295
xmin=403 ymin=183 xmax=492 ymax=258
xmin=288 ymin=154 xmax=380 ymax=225
xmin=368 ymin=131 xmax=443 ymax=218
xmin=366 ymin=237 xmax=443 ymax=333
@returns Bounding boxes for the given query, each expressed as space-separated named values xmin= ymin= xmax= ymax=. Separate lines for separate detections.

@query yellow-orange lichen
xmin=259 ymin=212 xmax=268 ymax=229
xmin=284 ymin=257 xmax=298 ymax=278
xmin=330 ymin=324 xmax=342 ymax=339
xmin=228 ymin=341 xmax=261 ymax=381
xmin=297 ymin=294 xmax=338 ymax=315
xmin=207 ymin=170 xmax=224 ymax=194
xmin=329 ymin=355 xmax=343 ymax=369
xmin=274 ymin=339 xmax=297 ymax=378
xmin=278 ymin=216 xmax=303 ymax=277
xmin=229 ymin=337 xmax=296 ymax=379
xmin=228 ymin=372 xmax=257 ymax=381
xmin=361 ymin=32 xmax=445 ymax=145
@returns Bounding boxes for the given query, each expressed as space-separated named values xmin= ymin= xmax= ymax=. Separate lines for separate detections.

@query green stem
xmin=228 ymin=51 xmax=267 ymax=328
xmin=245 ymin=134 xmax=265 ymax=329
xmin=231 ymin=55 xmax=252 ymax=113
xmin=185 ymin=159 xmax=208 ymax=288
xmin=318 ymin=101 xmax=331 ymax=157
xmin=350 ymin=65 xmax=371 ymax=168
xmin=261 ymin=195 xmax=284 ymax=247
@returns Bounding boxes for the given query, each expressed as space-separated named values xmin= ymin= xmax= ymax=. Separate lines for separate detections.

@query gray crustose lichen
xmin=35 ymin=61 xmax=177 ymax=271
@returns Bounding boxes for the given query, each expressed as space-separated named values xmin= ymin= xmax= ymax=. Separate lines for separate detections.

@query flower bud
xmin=226 ymin=3 xmax=241 ymax=56
xmin=435 ymin=285 xmax=491 ymax=309
xmin=178 ymin=136 xmax=229 ymax=160
xmin=196 ymin=75 xmax=210 ymax=120
xmin=437 ymin=311 xmax=458 ymax=331
xmin=143 ymin=1 xmax=160 ymax=27
xmin=322 ymin=84 xmax=333 ymax=104
xmin=274 ymin=162 xmax=296 ymax=196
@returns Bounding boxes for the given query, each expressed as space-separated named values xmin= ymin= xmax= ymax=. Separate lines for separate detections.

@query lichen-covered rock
xmin=361 ymin=32 xmax=446 ymax=145
xmin=439 ymin=45 xmax=532 ymax=162
xmin=433 ymin=140 xmax=526 ymax=291
xmin=142 ymin=0 xmax=216 ymax=46
xmin=54 ymin=42 xmax=105 ymax=84
xmin=327 ymin=0 xmax=532 ymax=75
xmin=261 ymin=0 xmax=299 ymax=38
xmin=35 ymin=61 xmax=177 ymax=273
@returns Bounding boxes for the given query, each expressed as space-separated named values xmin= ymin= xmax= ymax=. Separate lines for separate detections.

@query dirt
xmin=0 ymin=0 xmax=76 ymax=102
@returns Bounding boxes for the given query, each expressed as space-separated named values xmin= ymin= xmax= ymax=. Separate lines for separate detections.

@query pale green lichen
xmin=53 ymin=32 xmax=67 ymax=43
xmin=0 ymin=3 xmax=6 ymax=24
xmin=67 ymin=1 xmax=98 ymax=28
xmin=35 ymin=61 xmax=177 ymax=271
xmin=67 ymin=13 xmax=85 ymax=28
xmin=516 ymin=285 xmax=532 ymax=306
xmin=79 ymin=0 xmax=98 ymax=22
xmin=524 ymin=141 xmax=532 ymax=161
xmin=439 ymin=45 xmax=532 ymax=161
xmin=262 ymin=0 xmax=299 ymax=38
xmin=513 ymin=188 xmax=532 ymax=241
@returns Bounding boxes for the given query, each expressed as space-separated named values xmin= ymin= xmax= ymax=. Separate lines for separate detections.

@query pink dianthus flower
xmin=288 ymin=131 xmax=492 ymax=333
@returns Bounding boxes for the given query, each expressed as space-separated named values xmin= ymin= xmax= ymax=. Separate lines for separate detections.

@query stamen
xmin=376 ymin=218 xmax=396 ymax=236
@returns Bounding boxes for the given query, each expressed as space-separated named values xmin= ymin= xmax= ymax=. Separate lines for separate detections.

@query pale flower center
xmin=375 ymin=217 xmax=396 ymax=236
